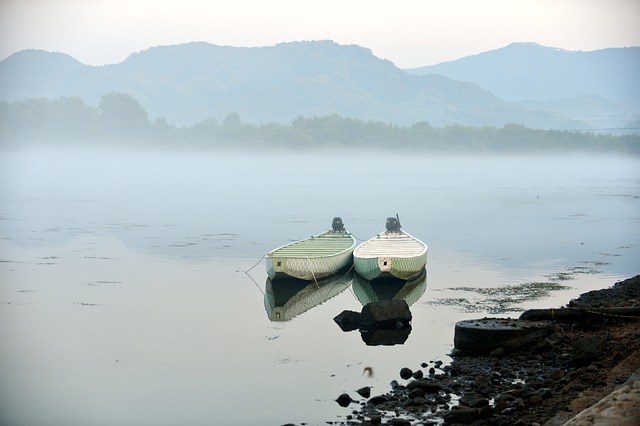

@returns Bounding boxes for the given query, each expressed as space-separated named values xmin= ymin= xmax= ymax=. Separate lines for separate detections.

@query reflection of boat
xmin=266 ymin=217 xmax=357 ymax=280
xmin=352 ymin=267 xmax=427 ymax=307
xmin=264 ymin=271 xmax=353 ymax=321
xmin=353 ymin=216 xmax=427 ymax=281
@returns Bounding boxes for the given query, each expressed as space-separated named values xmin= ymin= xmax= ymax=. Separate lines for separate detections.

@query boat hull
xmin=353 ymin=230 xmax=427 ymax=281
xmin=266 ymin=250 xmax=353 ymax=280
xmin=266 ymin=231 xmax=356 ymax=280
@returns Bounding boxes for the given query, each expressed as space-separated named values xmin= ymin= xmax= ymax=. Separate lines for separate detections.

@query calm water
xmin=0 ymin=149 xmax=638 ymax=426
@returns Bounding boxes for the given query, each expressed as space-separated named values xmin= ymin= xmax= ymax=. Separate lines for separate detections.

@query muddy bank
xmin=327 ymin=275 xmax=640 ymax=425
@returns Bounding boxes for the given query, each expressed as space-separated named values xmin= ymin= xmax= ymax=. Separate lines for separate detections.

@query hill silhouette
xmin=1 ymin=41 xmax=638 ymax=130
xmin=406 ymin=43 xmax=640 ymax=105
xmin=406 ymin=42 xmax=640 ymax=129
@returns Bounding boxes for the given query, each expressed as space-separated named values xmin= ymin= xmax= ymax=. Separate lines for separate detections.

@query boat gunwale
xmin=267 ymin=231 xmax=357 ymax=259
xmin=353 ymin=230 xmax=427 ymax=260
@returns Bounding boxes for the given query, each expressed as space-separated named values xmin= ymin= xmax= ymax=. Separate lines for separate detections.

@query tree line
xmin=1 ymin=92 xmax=639 ymax=154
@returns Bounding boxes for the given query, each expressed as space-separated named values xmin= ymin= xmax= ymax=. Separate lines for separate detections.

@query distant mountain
xmin=406 ymin=42 xmax=640 ymax=107
xmin=0 ymin=41 xmax=637 ymax=130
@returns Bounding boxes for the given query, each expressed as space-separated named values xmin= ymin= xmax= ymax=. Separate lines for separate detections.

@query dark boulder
xmin=360 ymin=299 xmax=412 ymax=329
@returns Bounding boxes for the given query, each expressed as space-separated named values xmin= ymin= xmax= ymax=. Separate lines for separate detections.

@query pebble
xmin=399 ymin=367 xmax=413 ymax=380
xmin=335 ymin=393 xmax=353 ymax=407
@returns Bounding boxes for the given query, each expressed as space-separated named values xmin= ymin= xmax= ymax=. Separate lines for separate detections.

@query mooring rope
xmin=244 ymin=270 xmax=265 ymax=296
xmin=244 ymin=253 xmax=266 ymax=273
xmin=243 ymin=254 xmax=266 ymax=296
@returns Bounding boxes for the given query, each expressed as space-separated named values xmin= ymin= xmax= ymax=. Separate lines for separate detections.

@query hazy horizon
xmin=1 ymin=1 xmax=639 ymax=68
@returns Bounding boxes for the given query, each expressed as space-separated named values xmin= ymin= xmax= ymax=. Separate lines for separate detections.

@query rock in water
xmin=335 ymin=393 xmax=353 ymax=407
xmin=356 ymin=386 xmax=371 ymax=398
xmin=333 ymin=310 xmax=361 ymax=331
xmin=359 ymin=300 xmax=411 ymax=329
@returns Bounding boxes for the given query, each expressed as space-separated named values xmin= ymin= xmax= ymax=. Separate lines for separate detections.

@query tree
xmin=222 ymin=111 xmax=242 ymax=128
xmin=98 ymin=92 xmax=149 ymax=136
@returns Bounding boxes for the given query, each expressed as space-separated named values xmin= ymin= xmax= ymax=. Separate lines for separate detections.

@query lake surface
xmin=0 ymin=149 xmax=638 ymax=426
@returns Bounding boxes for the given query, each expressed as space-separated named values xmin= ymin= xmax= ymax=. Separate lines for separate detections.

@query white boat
xmin=353 ymin=216 xmax=427 ymax=281
xmin=266 ymin=217 xmax=357 ymax=280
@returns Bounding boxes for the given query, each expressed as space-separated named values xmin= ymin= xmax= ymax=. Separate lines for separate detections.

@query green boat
xmin=353 ymin=216 xmax=428 ymax=281
xmin=266 ymin=217 xmax=357 ymax=280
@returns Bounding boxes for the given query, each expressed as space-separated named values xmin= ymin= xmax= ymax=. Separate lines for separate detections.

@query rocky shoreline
xmin=323 ymin=275 xmax=640 ymax=426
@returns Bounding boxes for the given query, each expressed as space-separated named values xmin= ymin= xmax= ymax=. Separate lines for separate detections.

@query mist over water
xmin=1 ymin=148 xmax=638 ymax=425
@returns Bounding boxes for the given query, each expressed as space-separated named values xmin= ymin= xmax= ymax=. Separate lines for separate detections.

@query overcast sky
xmin=1 ymin=0 xmax=639 ymax=68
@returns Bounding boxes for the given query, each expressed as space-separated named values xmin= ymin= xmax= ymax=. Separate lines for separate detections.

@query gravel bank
xmin=326 ymin=275 xmax=640 ymax=426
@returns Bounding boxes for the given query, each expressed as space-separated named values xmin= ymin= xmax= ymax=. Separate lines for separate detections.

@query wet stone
xmin=387 ymin=418 xmax=412 ymax=426
xmin=406 ymin=379 xmax=442 ymax=394
xmin=408 ymin=388 xmax=424 ymax=399
xmin=535 ymin=387 xmax=552 ymax=398
xmin=400 ymin=367 xmax=413 ymax=380
xmin=526 ymin=395 xmax=544 ymax=406
xmin=356 ymin=387 xmax=371 ymax=398
xmin=406 ymin=396 xmax=428 ymax=406
xmin=470 ymin=397 xmax=490 ymax=408
xmin=572 ymin=335 xmax=607 ymax=365
xmin=443 ymin=407 xmax=480 ymax=424
xmin=336 ymin=393 xmax=353 ymax=407
xmin=367 ymin=395 xmax=388 ymax=406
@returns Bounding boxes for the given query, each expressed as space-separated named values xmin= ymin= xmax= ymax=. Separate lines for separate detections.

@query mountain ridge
xmin=406 ymin=42 xmax=640 ymax=109
xmin=1 ymin=40 xmax=637 ymax=130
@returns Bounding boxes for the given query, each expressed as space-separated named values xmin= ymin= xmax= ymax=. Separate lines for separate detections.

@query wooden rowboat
xmin=353 ymin=216 xmax=427 ymax=281
xmin=266 ymin=217 xmax=357 ymax=280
